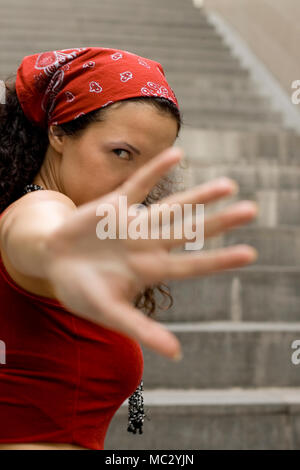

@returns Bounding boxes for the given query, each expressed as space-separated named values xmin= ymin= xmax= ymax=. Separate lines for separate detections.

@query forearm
xmin=0 ymin=201 xmax=76 ymax=279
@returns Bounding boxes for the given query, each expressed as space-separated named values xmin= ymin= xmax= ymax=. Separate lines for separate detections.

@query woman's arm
xmin=0 ymin=190 xmax=77 ymax=279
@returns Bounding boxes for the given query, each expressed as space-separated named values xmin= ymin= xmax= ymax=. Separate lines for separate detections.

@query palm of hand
xmin=44 ymin=147 xmax=258 ymax=360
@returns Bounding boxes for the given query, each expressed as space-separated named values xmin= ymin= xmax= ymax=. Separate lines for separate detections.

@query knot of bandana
xmin=15 ymin=47 xmax=179 ymax=130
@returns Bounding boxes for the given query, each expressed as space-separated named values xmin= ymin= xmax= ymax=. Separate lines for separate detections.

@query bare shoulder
xmin=0 ymin=189 xmax=77 ymax=230
xmin=0 ymin=190 xmax=77 ymax=300
xmin=5 ymin=189 xmax=77 ymax=212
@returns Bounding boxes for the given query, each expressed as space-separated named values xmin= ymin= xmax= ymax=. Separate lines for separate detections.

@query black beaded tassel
xmin=127 ymin=379 xmax=147 ymax=434
xmin=23 ymin=182 xmax=148 ymax=435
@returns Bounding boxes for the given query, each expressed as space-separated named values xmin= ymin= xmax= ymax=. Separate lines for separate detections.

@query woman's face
xmin=37 ymin=101 xmax=179 ymax=206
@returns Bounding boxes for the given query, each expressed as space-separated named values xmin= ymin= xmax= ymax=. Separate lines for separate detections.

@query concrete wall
xmin=204 ymin=0 xmax=300 ymax=98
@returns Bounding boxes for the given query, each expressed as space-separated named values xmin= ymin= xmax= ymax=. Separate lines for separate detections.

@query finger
xmin=118 ymin=146 xmax=184 ymax=206
xmin=160 ymin=200 xmax=258 ymax=249
xmin=149 ymin=176 xmax=240 ymax=219
xmin=122 ymin=175 xmax=240 ymax=243
xmin=76 ymin=270 xmax=182 ymax=361
xmin=100 ymin=298 xmax=182 ymax=361
xmin=204 ymin=200 xmax=258 ymax=239
xmin=162 ymin=244 xmax=258 ymax=280
xmin=128 ymin=199 xmax=257 ymax=252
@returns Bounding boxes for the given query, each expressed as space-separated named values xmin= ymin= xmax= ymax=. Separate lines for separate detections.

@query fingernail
xmin=226 ymin=180 xmax=239 ymax=195
xmin=218 ymin=178 xmax=239 ymax=194
xmin=251 ymin=248 xmax=259 ymax=261
xmin=169 ymin=147 xmax=184 ymax=158
xmin=231 ymin=200 xmax=259 ymax=215
xmin=230 ymin=182 xmax=239 ymax=195
xmin=172 ymin=350 xmax=183 ymax=362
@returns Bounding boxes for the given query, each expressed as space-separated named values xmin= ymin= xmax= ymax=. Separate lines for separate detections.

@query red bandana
xmin=15 ymin=47 xmax=179 ymax=130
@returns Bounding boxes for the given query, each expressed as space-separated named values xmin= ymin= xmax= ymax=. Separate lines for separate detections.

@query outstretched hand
xmin=43 ymin=146 xmax=258 ymax=361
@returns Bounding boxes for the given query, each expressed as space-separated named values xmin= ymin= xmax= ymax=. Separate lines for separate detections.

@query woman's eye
xmin=113 ymin=149 xmax=132 ymax=160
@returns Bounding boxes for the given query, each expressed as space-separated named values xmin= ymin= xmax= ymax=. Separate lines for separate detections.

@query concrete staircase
xmin=1 ymin=0 xmax=300 ymax=450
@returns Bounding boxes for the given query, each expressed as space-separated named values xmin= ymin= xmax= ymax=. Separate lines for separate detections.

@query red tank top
xmin=0 ymin=208 xmax=144 ymax=450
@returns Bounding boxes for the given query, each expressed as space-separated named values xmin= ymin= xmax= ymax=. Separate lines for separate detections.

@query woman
xmin=0 ymin=47 xmax=258 ymax=450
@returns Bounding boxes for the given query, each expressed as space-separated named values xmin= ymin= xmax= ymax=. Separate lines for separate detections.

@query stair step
xmin=182 ymin=165 xmax=300 ymax=190
xmin=105 ymin=387 xmax=300 ymax=449
xmin=179 ymin=96 xmax=271 ymax=113
xmin=79 ymin=9 xmax=203 ymax=25
xmin=181 ymin=110 xmax=282 ymax=130
xmin=83 ymin=34 xmax=228 ymax=50
xmin=157 ymin=266 xmax=300 ymax=323
xmin=86 ymin=0 xmax=198 ymax=8
xmin=140 ymin=322 xmax=300 ymax=388
xmin=177 ymin=164 xmax=300 ymax=225
xmin=177 ymin=129 xmax=300 ymax=164
xmin=177 ymin=89 xmax=270 ymax=102
xmin=170 ymin=75 xmax=257 ymax=92
xmin=152 ymin=57 xmax=243 ymax=73
xmin=206 ymin=226 xmax=300 ymax=266
xmin=177 ymin=186 xmax=300 ymax=227
xmin=1 ymin=10 xmax=211 ymax=28
xmin=136 ymin=48 xmax=238 ymax=64
xmin=77 ymin=6 xmax=211 ymax=26
xmin=182 ymin=108 xmax=281 ymax=120
xmin=0 ymin=5 xmax=212 ymax=27
xmin=0 ymin=19 xmax=221 ymax=40
xmin=80 ymin=20 xmax=221 ymax=39
xmin=181 ymin=115 xmax=284 ymax=131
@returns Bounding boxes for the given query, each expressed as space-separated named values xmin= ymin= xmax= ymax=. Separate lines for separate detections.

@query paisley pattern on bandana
xmin=15 ymin=47 xmax=179 ymax=129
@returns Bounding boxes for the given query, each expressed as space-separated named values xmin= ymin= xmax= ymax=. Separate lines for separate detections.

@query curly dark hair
xmin=0 ymin=73 xmax=184 ymax=319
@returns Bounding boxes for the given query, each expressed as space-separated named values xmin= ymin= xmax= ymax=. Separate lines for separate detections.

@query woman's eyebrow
xmin=109 ymin=141 xmax=141 ymax=155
